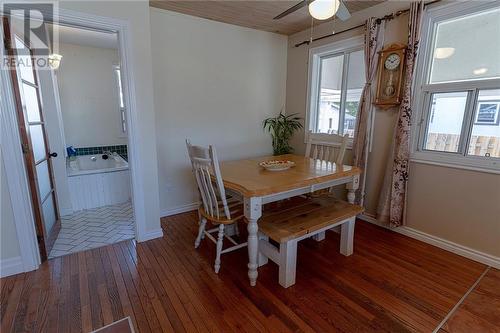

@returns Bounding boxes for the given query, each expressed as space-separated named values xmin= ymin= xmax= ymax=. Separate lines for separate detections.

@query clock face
xmin=385 ymin=53 xmax=401 ymax=70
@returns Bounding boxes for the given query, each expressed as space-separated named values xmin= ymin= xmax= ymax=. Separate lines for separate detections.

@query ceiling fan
xmin=274 ymin=0 xmax=351 ymax=21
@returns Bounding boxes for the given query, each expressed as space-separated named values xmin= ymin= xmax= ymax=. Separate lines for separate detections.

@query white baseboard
xmin=0 ymin=256 xmax=24 ymax=278
xmin=161 ymin=202 xmax=199 ymax=217
xmin=358 ymin=214 xmax=500 ymax=269
xmin=137 ymin=229 xmax=164 ymax=242
xmin=59 ymin=207 xmax=74 ymax=217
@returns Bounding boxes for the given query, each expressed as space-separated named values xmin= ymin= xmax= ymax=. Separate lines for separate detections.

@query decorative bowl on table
xmin=259 ymin=160 xmax=295 ymax=171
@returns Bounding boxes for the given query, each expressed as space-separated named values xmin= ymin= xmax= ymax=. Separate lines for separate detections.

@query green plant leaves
xmin=263 ymin=111 xmax=303 ymax=156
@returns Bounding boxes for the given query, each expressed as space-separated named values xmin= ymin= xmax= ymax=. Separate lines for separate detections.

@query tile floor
xmin=49 ymin=201 xmax=134 ymax=259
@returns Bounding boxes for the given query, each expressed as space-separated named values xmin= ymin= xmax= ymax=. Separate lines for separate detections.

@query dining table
xmin=217 ymin=154 xmax=361 ymax=286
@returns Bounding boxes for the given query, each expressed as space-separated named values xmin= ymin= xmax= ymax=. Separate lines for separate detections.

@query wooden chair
xmin=305 ymin=131 xmax=349 ymax=198
xmin=185 ymin=140 xmax=247 ymax=273
xmin=305 ymin=130 xmax=349 ymax=165
xmin=302 ymin=130 xmax=351 ymax=242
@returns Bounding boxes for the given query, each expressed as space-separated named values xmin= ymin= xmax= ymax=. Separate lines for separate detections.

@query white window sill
xmin=410 ymin=151 xmax=500 ymax=174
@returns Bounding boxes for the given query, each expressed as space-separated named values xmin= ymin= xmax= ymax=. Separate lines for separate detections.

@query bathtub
xmin=67 ymin=154 xmax=131 ymax=211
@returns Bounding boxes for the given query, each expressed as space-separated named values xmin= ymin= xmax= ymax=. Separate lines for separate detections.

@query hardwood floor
xmin=0 ymin=210 xmax=495 ymax=332
xmin=439 ymin=268 xmax=500 ymax=333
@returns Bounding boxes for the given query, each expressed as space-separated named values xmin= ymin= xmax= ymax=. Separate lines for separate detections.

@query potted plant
xmin=263 ymin=111 xmax=303 ymax=156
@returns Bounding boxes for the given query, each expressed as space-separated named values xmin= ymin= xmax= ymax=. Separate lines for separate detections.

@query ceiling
xmin=150 ymin=1 xmax=384 ymax=36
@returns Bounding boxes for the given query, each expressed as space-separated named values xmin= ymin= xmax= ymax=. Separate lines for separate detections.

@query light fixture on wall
xmin=308 ymin=0 xmax=340 ymax=20
xmin=48 ymin=54 xmax=62 ymax=70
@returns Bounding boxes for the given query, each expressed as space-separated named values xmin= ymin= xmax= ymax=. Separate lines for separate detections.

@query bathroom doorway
xmin=46 ymin=24 xmax=135 ymax=258
xmin=4 ymin=18 xmax=136 ymax=260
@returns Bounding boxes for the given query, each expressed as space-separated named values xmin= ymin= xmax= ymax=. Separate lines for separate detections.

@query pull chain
xmin=331 ymin=13 xmax=336 ymax=35
xmin=309 ymin=16 xmax=314 ymax=44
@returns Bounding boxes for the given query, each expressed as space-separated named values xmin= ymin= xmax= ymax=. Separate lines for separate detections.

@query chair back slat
xmin=186 ymin=140 xmax=231 ymax=220
xmin=305 ymin=130 xmax=349 ymax=165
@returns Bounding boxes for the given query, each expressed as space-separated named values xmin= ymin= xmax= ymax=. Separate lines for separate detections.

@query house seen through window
xmin=308 ymin=39 xmax=365 ymax=138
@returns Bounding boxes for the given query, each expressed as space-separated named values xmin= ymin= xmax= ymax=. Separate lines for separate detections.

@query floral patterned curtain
xmin=377 ymin=1 xmax=425 ymax=226
xmin=352 ymin=18 xmax=385 ymax=205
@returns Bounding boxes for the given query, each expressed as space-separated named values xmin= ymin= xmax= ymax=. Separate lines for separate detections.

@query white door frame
xmin=1 ymin=7 xmax=151 ymax=272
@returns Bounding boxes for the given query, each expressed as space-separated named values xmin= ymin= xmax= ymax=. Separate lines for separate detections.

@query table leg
xmin=346 ymin=174 xmax=360 ymax=204
xmin=244 ymin=197 xmax=262 ymax=286
xmin=257 ymin=233 xmax=269 ymax=267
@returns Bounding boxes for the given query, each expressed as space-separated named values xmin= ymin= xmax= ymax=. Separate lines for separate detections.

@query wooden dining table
xmin=217 ymin=154 xmax=361 ymax=286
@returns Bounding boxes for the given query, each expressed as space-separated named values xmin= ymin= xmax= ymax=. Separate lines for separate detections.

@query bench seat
xmin=257 ymin=196 xmax=364 ymax=288
xmin=259 ymin=196 xmax=364 ymax=243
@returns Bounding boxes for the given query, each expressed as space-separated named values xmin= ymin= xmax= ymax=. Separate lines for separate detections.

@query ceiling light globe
xmin=434 ymin=47 xmax=455 ymax=59
xmin=473 ymin=67 xmax=488 ymax=75
xmin=309 ymin=0 xmax=340 ymax=20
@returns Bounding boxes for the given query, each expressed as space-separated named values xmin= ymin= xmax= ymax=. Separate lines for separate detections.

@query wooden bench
xmin=257 ymin=196 xmax=364 ymax=288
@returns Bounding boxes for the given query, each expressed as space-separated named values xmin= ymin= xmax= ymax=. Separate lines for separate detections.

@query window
xmin=475 ymin=100 xmax=500 ymax=125
xmin=413 ymin=2 xmax=500 ymax=172
xmin=307 ymin=37 xmax=365 ymax=139
xmin=114 ymin=65 xmax=126 ymax=133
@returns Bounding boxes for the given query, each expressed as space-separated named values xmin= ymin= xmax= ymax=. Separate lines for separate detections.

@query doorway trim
xmin=1 ymin=37 xmax=41 ymax=273
xmin=1 ymin=7 xmax=155 ymax=272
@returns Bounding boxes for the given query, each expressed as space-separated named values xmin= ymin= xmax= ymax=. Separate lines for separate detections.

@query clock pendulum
xmin=385 ymin=71 xmax=396 ymax=97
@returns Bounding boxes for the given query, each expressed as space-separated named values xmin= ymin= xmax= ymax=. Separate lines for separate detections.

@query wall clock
xmin=374 ymin=43 xmax=407 ymax=108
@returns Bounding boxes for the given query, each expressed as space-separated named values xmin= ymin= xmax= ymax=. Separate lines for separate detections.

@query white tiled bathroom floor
xmin=48 ymin=201 xmax=135 ymax=259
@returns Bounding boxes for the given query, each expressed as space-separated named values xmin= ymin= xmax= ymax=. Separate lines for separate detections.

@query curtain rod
xmin=294 ymin=0 xmax=440 ymax=48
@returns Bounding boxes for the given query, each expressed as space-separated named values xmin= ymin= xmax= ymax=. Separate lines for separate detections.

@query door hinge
xmin=21 ymin=143 xmax=29 ymax=154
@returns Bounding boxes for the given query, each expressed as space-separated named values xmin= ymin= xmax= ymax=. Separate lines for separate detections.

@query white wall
xmin=0 ymin=155 xmax=21 ymax=262
xmin=57 ymin=42 xmax=126 ymax=148
xmin=150 ymin=8 xmax=288 ymax=214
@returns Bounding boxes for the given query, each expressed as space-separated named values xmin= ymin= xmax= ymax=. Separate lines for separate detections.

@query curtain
xmin=352 ymin=18 xmax=385 ymax=205
xmin=377 ymin=1 xmax=425 ymax=226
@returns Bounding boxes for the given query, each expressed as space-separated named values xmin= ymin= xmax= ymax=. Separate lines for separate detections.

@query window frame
xmin=305 ymin=35 xmax=364 ymax=145
xmin=411 ymin=1 xmax=500 ymax=174
xmin=113 ymin=64 xmax=127 ymax=135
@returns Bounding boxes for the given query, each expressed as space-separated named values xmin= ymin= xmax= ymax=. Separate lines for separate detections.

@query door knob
xmin=49 ymin=152 xmax=58 ymax=158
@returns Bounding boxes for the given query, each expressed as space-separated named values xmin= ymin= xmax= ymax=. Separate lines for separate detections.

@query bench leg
xmin=258 ymin=233 xmax=269 ymax=267
xmin=340 ymin=217 xmax=356 ymax=256
xmin=279 ymin=240 xmax=297 ymax=288
xmin=312 ymin=231 xmax=325 ymax=242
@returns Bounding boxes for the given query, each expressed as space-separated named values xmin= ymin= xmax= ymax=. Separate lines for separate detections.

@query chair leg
xmin=234 ymin=221 xmax=240 ymax=237
xmin=195 ymin=217 xmax=207 ymax=248
xmin=214 ymin=224 xmax=225 ymax=273
xmin=198 ymin=210 xmax=205 ymax=240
